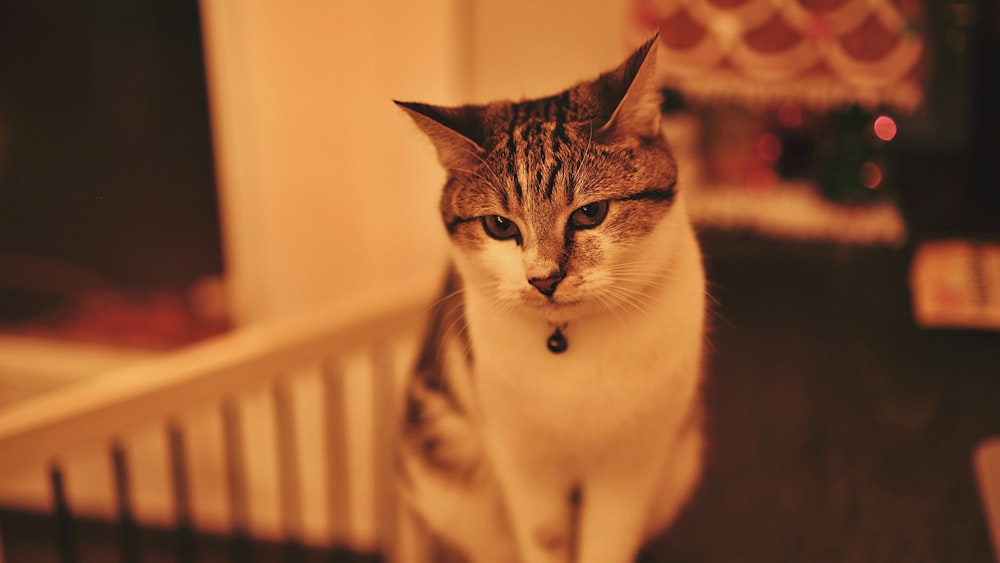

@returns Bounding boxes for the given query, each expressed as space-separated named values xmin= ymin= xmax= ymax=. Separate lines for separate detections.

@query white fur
xmin=405 ymin=195 xmax=706 ymax=563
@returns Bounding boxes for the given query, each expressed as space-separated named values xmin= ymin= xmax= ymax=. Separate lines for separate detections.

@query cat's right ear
xmin=596 ymin=35 xmax=662 ymax=142
xmin=394 ymin=101 xmax=487 ymax=171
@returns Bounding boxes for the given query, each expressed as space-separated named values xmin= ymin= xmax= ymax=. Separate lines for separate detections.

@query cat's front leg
xmin=487 ymin=437 xmax=578 ymax=563
xmin=573 ymin=470 xmax=661 ymax=563
xmin=575 ymin=425 xmax=704 ymax=563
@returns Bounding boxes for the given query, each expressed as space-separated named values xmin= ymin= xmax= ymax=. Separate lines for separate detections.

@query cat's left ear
xmin=598 ymin=35 xmax=662 ymax=142
xmin=394 ymin=101 xmax=487 ymax=171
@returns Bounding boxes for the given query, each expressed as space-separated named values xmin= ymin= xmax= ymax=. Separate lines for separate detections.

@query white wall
xmin=200 ymin=0 xmax=461 ymax=324
xmin=200 ymin=0 xmax=631 ymax=325
xmin=469 ymin=0 xmax=631 ymax=102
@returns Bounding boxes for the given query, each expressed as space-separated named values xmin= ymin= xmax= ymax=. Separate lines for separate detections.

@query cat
xmin=394 ymin=36 xmax=706 ymax=563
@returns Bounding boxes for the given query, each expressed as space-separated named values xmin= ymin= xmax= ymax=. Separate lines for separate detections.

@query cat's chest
xmin=475 ymin=315 xmax=662 ymax=389
xmin=466 ymin=307 xmax=699 ymax=450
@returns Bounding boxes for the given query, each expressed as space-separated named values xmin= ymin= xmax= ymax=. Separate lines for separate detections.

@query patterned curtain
xmin=634 ymin=0 xmax=926 ymax=111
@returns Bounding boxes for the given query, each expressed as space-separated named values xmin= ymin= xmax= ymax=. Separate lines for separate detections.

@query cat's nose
xmin=528 ymin=272 xmax=565 ymax=297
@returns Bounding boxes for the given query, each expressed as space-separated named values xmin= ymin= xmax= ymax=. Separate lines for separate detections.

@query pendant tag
xmin=546 ymin=327 xmax=568 ymax=354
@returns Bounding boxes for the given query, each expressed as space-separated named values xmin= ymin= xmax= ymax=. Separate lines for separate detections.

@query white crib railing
xmin=0 ymin=274 xmax=441 ymax=562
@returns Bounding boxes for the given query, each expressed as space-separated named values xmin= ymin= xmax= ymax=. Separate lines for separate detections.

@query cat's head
xmin=397 ymin=37 xmax=686 ymax=324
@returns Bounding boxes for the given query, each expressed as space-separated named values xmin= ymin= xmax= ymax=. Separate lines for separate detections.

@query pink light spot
xmin=746 ymin=168 xmax=778 ymax=194
xmin=756 ymin=133 xmax=782 ymax=163
xmin=859 ymin=162 xmax=883 ymax=189
xmin=776 ymin=103 xmax=803 ymax=129
xmin=873 ymin=115 xmax=897 ymax=141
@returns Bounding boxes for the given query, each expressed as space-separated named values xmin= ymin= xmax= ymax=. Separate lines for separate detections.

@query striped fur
xmin=396 ymin=37 xmax=706 ymax=563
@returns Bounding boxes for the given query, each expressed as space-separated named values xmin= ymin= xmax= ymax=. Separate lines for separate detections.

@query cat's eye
xmin=482 ymin=215 xmax=520 ymax=241
xmin=569 ymin=200 xmax=609 ymax=229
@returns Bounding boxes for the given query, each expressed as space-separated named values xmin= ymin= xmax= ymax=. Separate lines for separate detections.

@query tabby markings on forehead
xmin=545 ymin=97 xmax=569 ymax=201
xmin=500 ymin=102 xmax=577 ymax=205
xmin=505 ymin=104 xmax=524 ymax=204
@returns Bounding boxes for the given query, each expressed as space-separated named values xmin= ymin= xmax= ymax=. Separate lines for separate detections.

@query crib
xmin=4 ymin=266 xmax=1000 ymax=563
xmin=0 ymin=275 xmax=443 ymax=563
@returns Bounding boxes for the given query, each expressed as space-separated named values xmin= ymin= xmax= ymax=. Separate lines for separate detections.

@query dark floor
xmin=0 ymin=510 xmax=380 ymax=563
xmin=2 ymin=231 xmax=999 ymax=562
xmin=645 ymin=231 xmax=1000 ymax=562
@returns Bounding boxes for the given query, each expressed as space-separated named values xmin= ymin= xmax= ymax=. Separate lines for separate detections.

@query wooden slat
xmin=371 ymin=342 xmax=398 ymax=561
xmin=166 ymin=422 xmax=197 ymax=563
xmin=273 ymin=379 xmax=302 ymax=544
xmin=60 ymin=447 xmax=116 ymax=521
xmin=110 ymin=444 xmax=140 ymax=563
xmin=322 ymin=360 xmax=351 ymax=545
xmin=221 ymin=399 xmax=253 ymax=562
xmin=221 ymin=399 xmax=249 ymax=538
xmin=280 ymin=366 xmax=328 ymax=546
xmin=0 ymin=274 xmax=436 ymax=476
xmin=236 ymin=389 xmax=282 ymax=540
xmin=50 ymin=465 xmax=77 ymax=563
xmin=178 ymin=405 xmax=230 ymax=535
xmin=123 ymin=423 xmax=175 ymax=528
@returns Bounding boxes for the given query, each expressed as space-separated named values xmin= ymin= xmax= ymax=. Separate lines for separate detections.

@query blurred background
xmin=0 ymin=0 xmax=997 ymax=355
xmin=0 ymin=0 xmax=999 ymax=561
xmin=0 ymin=0 xmax=636 ymax=378
xmin=0 ymin=0 xmax=996 ymax=355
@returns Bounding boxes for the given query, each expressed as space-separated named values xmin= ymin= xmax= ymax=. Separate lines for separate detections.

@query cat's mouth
xmin=522 ymin=292 xmax=587 ymax=322
xmin=512 ymin=276 xmax=598 ymax=322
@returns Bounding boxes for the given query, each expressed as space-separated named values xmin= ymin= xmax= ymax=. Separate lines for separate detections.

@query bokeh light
xmin=859 ymin=161 xmax=883 ymax=189
xmin=776 ymin=103 xmax=803 ymax=129
xmin=873 ymin=115 xmax=897 ymax=142
xmin=756 ymin=132 xmax=783 ymax=163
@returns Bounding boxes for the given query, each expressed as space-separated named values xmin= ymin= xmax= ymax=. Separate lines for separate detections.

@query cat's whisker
xmin=422 ymin=290 xmax=461 ymax=317
xmin=606 ymin=279 xmax=675 ymax=298
xmin=609 ymin=257 xmax=676 ymax=271
xmin=612 ymin=279 xmax=672 ymax=306
xmin=603 ymin=272 xmax=676 ymax=286
xmin=598 ymin=270 xmax=677 ymax=295
xmin=479 ymin=283 xmax=520 ymax=321
xmin=592 ymin=291 xmax=644 ymax=343
xmin=425 ymin=307 xmax=466 ymax=363
xmin=612 ymin=270 xmax=680 ymax=287
xmin=600 ymin=285 xmax=655 ymax=320
xmin=703 ymin=288 xmax=723 ymax=308
xmin=590 ymin=291 xmax=627 ymax=338
xmin=453 ymin=326 xmax=476 ymax=365
xmin=702 ymin=288 xmax=735 ymax=334
xmin=610 ymin=276 xmax=674 ymax=308
xmin=616 ymin=287 xmax=659 ymax=316
xmin=700 ymin=326 xmax=721 ymax=358
xmin=438 ymin=310 xmax=469 ymax=355
xmin=425 ymin=280 xmax=502 ymax=365
xmin=421 ymin=279 xmax=493 ymax=316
